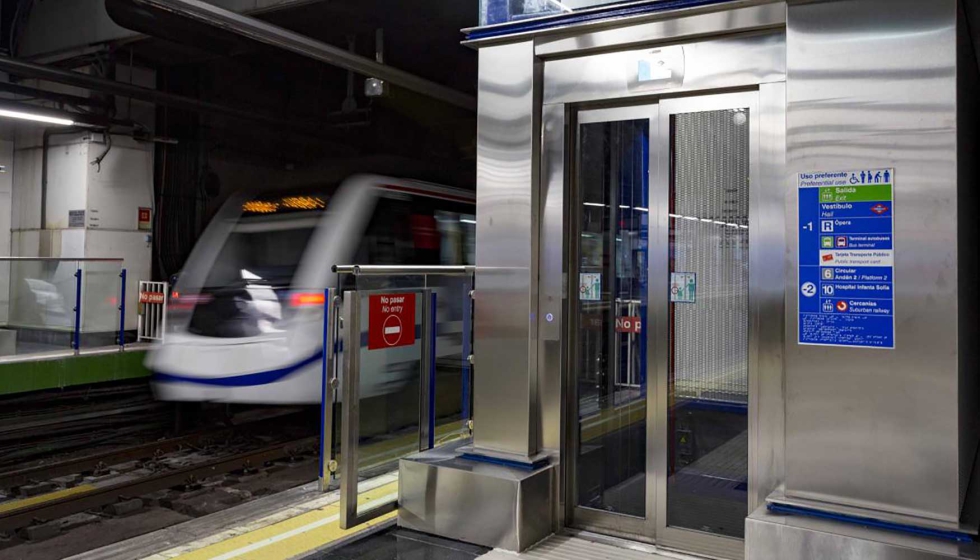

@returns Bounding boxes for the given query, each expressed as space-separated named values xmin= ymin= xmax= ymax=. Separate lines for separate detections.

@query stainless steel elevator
xmin=399 ymin=2 xmax=980 ymax=558
xmin=545 ymin=69 xmax=784 ymax=558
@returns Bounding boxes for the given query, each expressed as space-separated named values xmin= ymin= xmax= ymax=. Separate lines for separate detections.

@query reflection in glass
xmin=350 ymin=274 xmax=473 ymax=478
xmin=480 ymin=0 xmax=637 ymax=26
xmin=1 ymin=260 xmax=79 ymax=355
xmin=667 ymin=109 xmax=750 ymax=538
xmin=574 ymin=119 xmax=648 ymax=518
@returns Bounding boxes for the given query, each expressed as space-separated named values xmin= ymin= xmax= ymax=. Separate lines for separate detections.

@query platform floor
xmin=74 ymin=467 xmax=694 ymax=560
xmin=306 ymin=528 xmax=488 ymax=560
xmin=70 ymin=474 xmax=400 ymax=560
xmin=305 ymin=531 xmax=680 ymax=560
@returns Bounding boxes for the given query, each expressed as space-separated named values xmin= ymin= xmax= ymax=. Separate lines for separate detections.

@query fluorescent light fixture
xmin=0 ymin=108 xmax=74 ymax=126
xmin=619 ymin=205 xmax=631 ymax=209
xmin=583 ymin=202 xmax=606 ymax=208
xmin=700 ymin=218 xmax=713 ymax=223
xmin=460 ymin=218 xmax=477 ymax=224
xmin=635 ymin=207 xmax=649 ymax=213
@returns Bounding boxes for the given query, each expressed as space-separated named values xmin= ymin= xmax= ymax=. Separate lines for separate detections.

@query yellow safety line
xmin=172 ymin=481 xmax=400 ymax=560
xmin=0 ymin=484 xmax=97 ymax=514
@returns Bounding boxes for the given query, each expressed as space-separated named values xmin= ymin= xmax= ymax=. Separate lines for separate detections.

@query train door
xmin=565 ymin=91 xmax=758 ymax=557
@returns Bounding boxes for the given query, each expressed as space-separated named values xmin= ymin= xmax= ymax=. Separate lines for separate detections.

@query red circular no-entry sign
xmin=368 ymin=293 xmax=416 ymax=350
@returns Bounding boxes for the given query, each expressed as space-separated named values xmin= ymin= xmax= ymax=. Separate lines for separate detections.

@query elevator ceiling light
xmin=0 ymin=108 xmax=74 ymax=126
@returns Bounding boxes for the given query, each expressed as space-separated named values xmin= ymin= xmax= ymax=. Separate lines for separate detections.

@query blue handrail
xmin=72 ymin=268 xmax=81 ymax=352
xmin=118 ymin=269 xmax=127 ymax=347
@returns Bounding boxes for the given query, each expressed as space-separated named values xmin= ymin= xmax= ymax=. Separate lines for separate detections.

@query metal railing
xmin=320 ymin=265 xmax=475 ymax=530
xmin=137 ymin=281 xmax=168 ymax=342
xmin=0 ymin=257 xmax=128 ymax=357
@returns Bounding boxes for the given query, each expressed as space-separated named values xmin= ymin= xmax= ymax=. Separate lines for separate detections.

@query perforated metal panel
xmin=670 ymin=109 xmax=750 ymax=403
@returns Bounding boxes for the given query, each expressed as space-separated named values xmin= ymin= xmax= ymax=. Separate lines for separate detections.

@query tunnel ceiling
xmin=96 ymin=0 xmax=478 ymax=191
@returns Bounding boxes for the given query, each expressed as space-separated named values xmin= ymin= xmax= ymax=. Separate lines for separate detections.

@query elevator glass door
xmin=569 ymin=106 xmax=657 ymax=538
xmin=567 ymin=92 xmax=757 ymax=555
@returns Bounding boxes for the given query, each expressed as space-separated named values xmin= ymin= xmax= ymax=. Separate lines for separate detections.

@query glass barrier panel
xmin=334 ymin=272 xmax=475 ymax=523
xmin=429 ymin=274 xmax=473 ymax=449
xmin=0 ymin=261 xmax=10 ymax=357
xmin=80 ymin=261 xmax=123 ymax=348
xmin=3 ymin=260 xmax=80 ymax=355
xmin=352 ymin=277 xmax=424 ymax=480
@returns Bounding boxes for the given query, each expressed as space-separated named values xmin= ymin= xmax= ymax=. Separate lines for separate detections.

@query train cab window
xmin=189 ymin=216 xmax=317 ymax=338
xmin=204 ymin=220 xmax=316 ymax=289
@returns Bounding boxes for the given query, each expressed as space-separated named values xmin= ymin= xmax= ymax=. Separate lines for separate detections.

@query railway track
xmin=0 ymin=381 xmax=172 ymax=469
xmin=0 ymin=436 xmax=318 ymax=533
xmin=0 ymin=407 xmax=301 ymax=490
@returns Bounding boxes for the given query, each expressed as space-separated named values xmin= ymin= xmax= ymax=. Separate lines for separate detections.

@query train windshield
xmin=186 ymin=216 xmax=317 ymax=338
xmin=202 ymin=223 xmax=316 ymax=289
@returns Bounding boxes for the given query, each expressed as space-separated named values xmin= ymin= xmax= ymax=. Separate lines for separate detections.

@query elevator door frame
xmin=552 ymin=85 xmax=781 ymax=560
xmin=567 ymin=104 xmax=661 ymax=540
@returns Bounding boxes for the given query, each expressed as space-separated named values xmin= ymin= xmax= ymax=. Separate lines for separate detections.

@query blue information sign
xmin=798 ymin=169 xmax=895 ymax=348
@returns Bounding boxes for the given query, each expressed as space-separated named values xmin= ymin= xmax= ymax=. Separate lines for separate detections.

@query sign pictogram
xmin=836 ymin=300 xmax=849 ymax=312
xmin=368 ymin=293 xmax=415 ymax=350
xmin=871 ymin=203 xmax=889 ymax=215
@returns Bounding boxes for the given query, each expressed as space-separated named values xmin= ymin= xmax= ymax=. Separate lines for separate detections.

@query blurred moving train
xmin=148 ymin=174 xmax=475 ymax=404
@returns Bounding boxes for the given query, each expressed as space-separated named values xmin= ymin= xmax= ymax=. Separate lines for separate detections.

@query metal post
xmin=339 ymin=291 xmax=360 ymax=529
xmin=338 ymin=289 xmax=398 ymax=530
xmin=319 ymin=288 xmax=337 ymax=492
xmin=118 ymin=269 xmax=127 ymax=349
xmin=418 ymin=289 xmax=434 ymax=452
xmin=427 ymin=291 xmax=437 ymax=450
xmin=461 ymin=282 xmax=473 ymax=425
xmin=72 ymin=268 xmax=82 ymax=353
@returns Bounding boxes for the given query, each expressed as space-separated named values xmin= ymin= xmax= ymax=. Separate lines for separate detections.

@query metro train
xmin=148 ymin=174 xmax=475 ymax=404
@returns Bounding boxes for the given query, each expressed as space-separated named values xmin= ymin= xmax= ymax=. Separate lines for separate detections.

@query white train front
xmin=147 ymin=174 xmax=475 ymax=404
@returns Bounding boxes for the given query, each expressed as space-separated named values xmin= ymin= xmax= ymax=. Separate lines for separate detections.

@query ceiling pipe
xmin=0 ymin=55 xmax=364 ymax=137
xmin=0 ymin=81 xmax=112 ymax=110
xmin=127 ymin=0 xmax=476 ymax=112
